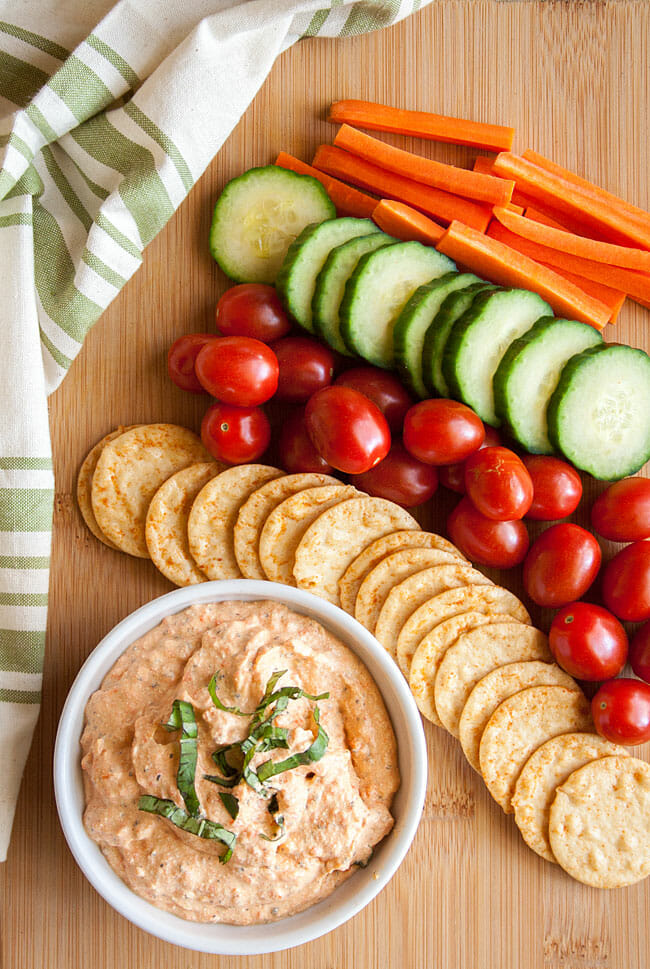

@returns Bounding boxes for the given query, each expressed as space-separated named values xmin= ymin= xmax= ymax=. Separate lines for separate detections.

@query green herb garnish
xmin=162 ymin=699 xmax=200 ymax=818
xmin=257 ymin=706 xmax=328 ymax=782
xmin=218 ymin=791 xmax=240 ymax=821
xmin=260 ymin=792 xmax=285 ymax=843
xmin=138 ymin=795 xmax=236 ymax=863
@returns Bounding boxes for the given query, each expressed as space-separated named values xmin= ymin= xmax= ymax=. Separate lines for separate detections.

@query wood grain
xmin=3 ymin=2 xmax=650 ymax=967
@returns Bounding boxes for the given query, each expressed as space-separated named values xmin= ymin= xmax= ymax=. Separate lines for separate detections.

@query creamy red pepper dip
xmin=81 ymin=600 xmax=399 ymax=924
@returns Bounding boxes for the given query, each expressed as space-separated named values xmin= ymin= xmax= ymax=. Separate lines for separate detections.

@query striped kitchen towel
xmin=0 ymin=0 xmax=436 ymax=860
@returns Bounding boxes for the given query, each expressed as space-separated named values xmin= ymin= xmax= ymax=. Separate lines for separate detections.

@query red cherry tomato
xmin=334 ymin=367 xmax=414 ymax=433
xmin=629 ymin=622 xmax=650 ymax=684
xmin=201 ymin=402 xmax=270 ymax=464
xmin=271 ymin=336 xmax=335 ymax=403
xmin=464 ymin=446 xmax=533 ymax=521
xmin=549 ymin=602 xmax=628 ymax=681
xmin=447 ymin=496 xmax=529 ymax=568
xmin=591 ymin=477 xmax=650 ymax=542
xmin=350 ymin=442 xmax=438 ymax=508
xmin=305 ymin=386 xmax=391 ymax=474
xmin=523 ymin=523 xmax=602 ymax=608
xmin=601 ymin=540 xmax=650 ymax=622
xmin=403 ymin=399 xmax=485 ymax=466
xmin=277 ymin=409 xmax=333 ymax=474
xmin=522 ymin=455 xmax=583 ymax=521
xmin=167 ymin=333 xmax=217 ymax=393
xmin=215 ymin=283 xmax=291 ymax=342
xmin=195 ymin=336 xmax=278 ymax=407
xmin=438 ymin=426 xmax=502 ymax=493
xmin=591 ymin=678 xmax=650 ymax=746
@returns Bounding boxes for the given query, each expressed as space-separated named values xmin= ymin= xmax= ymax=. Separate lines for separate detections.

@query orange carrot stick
xmin=492 ymin=153 xmax=650 ymax=249
xmin=473 ymin=156 xmax=496 ymax=175
xmin=312 ymin=145 xmax=492 ymax=232
xmin=503 ymin=202 xmax=525 ymax=215
xmin=328 ymin=100 xmax=515 ymax=152
xmin=332 ymin=124 xmax=515 ymax=205
xmin=274 ymin=151 xmax=377 ymax=218
xmin=487 ymin=223 xmax=625 ymax=323
xmin=372 ymin=199 xmax=445 ymax=245
xmin=492 ymin=206 xmax=650 ymax=272
xmin=436 ymin=221 xmax=611 ymax=330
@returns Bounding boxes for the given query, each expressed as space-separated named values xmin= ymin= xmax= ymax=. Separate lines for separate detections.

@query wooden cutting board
xmin=3 ymin=2 xmax=650 ymax=967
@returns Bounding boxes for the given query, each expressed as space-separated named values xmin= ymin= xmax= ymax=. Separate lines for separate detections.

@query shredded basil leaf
xmin=257 ymin=706 xmax=329 ymax=782
xmin=138 ymin=795 xmax=236 ymax=863
xmin=162 ymin=699 xmax=200 ymax=818
xmin=207 ymin=671 xmax=251 ymax=716
xmin=218 ymin=791 xmax=240 ymax=821
xmin=260 ymin=792 xmax=285 ymax=843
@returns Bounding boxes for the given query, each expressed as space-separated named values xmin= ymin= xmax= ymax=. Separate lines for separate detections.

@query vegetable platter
xmin=5 ymin=3 xmax=650 ymax=969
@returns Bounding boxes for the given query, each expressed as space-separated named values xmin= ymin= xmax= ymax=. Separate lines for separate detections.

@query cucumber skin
xmin=492 ymin=317 xmax=602 ymax=453
xmin=422 ymin=281 xmax=495 ymax=397
xmin=210 ymin=166 xmax=335 ymax=284
xmin=547 ymin=344 xmax=650 ymax=478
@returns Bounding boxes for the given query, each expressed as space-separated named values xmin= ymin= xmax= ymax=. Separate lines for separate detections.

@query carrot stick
xmin=492 ymin=153 xmax=650 ymax=249
xmin=436 ymin=221 xmax=611 ymax=330
xmin=504 ymin=202 xmax=525 ymax=215
xmin=473 ymin=156 xmax=496 ymax=175
xmin=312 ymin=145 xmax=492 ymax=232
xmin=328 ymin=100 xmax=515 ymax=152
xmin=492 ymin=206 xmax=650 ymax=272
xmin=274 ymin=151 xmax=377 ymax=218
xmin=332 ymin=124 xmax=514 ymax=205
xmin=487 ymin=223 xmax=626 ymax=323
xmin=485 ymin=219 xmax=650 ymax=305
xmin=372 ymin=199 xmax=445 ymax=245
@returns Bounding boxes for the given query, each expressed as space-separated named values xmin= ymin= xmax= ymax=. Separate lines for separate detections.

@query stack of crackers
xmin=77 ymin=424 xmax=650 ymax=889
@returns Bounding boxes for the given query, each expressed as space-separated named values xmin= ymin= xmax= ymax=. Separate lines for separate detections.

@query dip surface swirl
xmin=81 ymin=600 xmax=400 ymax=924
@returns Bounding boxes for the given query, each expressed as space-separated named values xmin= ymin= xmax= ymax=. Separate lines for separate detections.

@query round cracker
xmin=293 ymin=497 xmax=420 ymax=606
xmin=374 ymin=564 xmax=493 ymax=662
xmin=548 ymin=756 xmax=650 ymax=888
xmin=188 ymin=464 xmax=282 ymax=580
xmin=397 ymin=583 xmax=531 ymax=677
xmin=233 ymin=472 xmax=339 ymax=580
xmin=435 ymin=624 xmax=551 ymax=738
xmin=513 ymin=733 xmax=627 ymax=863
xmin=459 ymin=661 xmax=580 ymax=772
xmin=479 ymin=685 xmax=592 ymax=813
xmin=354 ymin=547 xmax=461 ymax=634
xmin=409 ymin=612 xmax=518 ymax=727
xmin=77 ymin=425 xmax=140 ymax=549
xmin=145 ymin=462 xmax=223 ymax=586
xmin=259 ymin=485 xmax=359 ymax=585
xmin=91 ymin=424 xmax=210 ymax=558
xmin=339 ymin=531 xmax=465 ymax=615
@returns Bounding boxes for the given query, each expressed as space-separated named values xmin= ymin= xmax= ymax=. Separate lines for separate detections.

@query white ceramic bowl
xmin=54 ymin=580 xmax=427 ymax=955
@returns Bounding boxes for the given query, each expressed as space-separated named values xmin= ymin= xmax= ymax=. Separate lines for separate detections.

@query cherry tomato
xmin=271 ymin=336 xmax=335 ymax=402
xmin=201 ymin=402 xmax=270 ymax=464
xmin=403 ymin=399 xmax=485 ymax=466
xmin=438 ymin=426 xmax=502 ymax=493
xmin=523 ymin=523 xmax=601 ymax=608
xmin=601 ymin=540 xmax=650 ymax=622
xmin=522 ymin=455 xmax=583 ymax=521
xmin=447 ymin=496 xmax=529 ymax=568
xmin=591 ymin=678 xmax=650 ymax=746
xmin=464 ymin=446 xmax=533 ymax=521
xmin=591 ymin=477 xmax=650 ymax=542
xmin=629 ymin=622 xmax=650 ymax=684
xmin=277 ymin=409 xmax=333 ymax=474
xmin=167 ymin=333 xmax=216 ymax=393
xmin=334 ymin=367 xmax=414 ymax=432
xmin=195 ymin=336 xmax=278 ymax=407
xmin=350 ymin=442 xmax=438 ymax=508
xmin=305 ymin=386 xmax=391 ymax=474
xmin=215 ymin=283 xmax=291 ymax=342
xmin=549 ymin=603 xmax=628 ymax=681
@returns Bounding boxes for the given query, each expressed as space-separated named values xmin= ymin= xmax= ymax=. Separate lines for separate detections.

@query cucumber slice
xmin=547 ymin=344 xmax=650 ymax=479
xmin=394 ymin=273 xmax=482 ymax=398
xmin=443 ymin=288 xmax=551 ymax=425
xmin=209 ymin=166 xmax=335 ymax=284
xmin=340 ymin=242 xmax=456 ymax=369
xmin=312 ymin=232 xmax=396 ymax=355
xmin=276 ymin=217 xmax=379 ymax=333
xmin=423 ymin=282 xmax=496 ymax=397
xmin=493 ymin=316 xmax=603 ymax=453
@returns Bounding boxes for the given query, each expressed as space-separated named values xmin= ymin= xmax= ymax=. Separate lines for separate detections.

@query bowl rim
xmin=54 ymin=579 xmax=427 ymax=955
